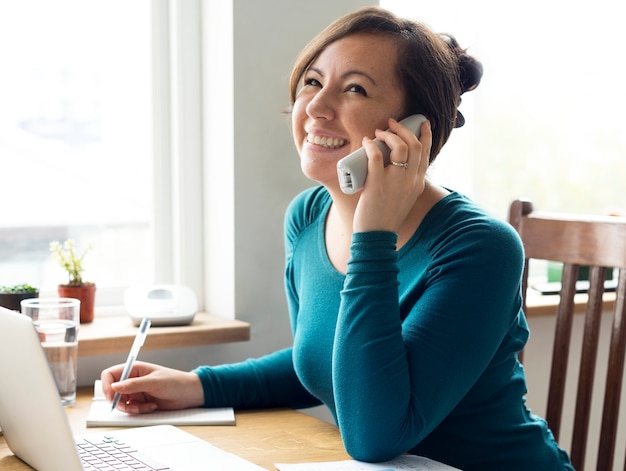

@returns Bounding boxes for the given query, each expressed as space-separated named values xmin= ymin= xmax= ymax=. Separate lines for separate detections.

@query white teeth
xmin=307 ymin=134 xmax=346 ymax=149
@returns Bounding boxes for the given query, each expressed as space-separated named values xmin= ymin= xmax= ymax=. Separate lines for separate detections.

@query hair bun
xmin=458 ymin=53 xmax=483 ymax=94
xmin=439 ymin=33 xmax=483 ymax=95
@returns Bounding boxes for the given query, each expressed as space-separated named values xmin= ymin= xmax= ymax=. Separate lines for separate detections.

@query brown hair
xmin=288 ymin=7 xmax=483 ymax=162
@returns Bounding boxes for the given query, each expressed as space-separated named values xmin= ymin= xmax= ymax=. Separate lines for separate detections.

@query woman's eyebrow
xmin=307 ymin=66 xmax=377 ymax=86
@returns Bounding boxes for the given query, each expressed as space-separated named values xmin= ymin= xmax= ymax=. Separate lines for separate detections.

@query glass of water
xmin=21 ymin=298 xmax=79 ymax=406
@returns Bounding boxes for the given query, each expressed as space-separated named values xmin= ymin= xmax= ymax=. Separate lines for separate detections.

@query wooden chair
xmin=508 ymin=199 xmax=626 ymax=471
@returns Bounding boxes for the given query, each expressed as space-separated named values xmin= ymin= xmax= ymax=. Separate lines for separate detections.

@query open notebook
xmin=86 ymin=380 xmax=235 ymax=427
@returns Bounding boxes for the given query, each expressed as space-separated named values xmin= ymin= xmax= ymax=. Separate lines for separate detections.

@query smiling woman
xmin=0 ymin=0 xmax=153 ymax=299
xmin=95 ymin=6 xmax=574 ymax=470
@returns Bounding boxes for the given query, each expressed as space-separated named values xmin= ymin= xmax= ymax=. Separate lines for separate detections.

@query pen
xmin=110 ymin=317 xmax=151 ymax=412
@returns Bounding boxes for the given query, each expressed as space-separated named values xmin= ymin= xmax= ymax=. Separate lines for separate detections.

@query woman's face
xmin=292 ymin=33 xmax=406 ymax=188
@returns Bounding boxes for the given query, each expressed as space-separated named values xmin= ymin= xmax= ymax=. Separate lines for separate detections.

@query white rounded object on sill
xmin=124 ymin=284 xmax=197 ymax=326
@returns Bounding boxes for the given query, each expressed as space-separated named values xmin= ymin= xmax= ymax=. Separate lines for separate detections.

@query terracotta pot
xmin=57 ymin=283 xmax=96 ymax=323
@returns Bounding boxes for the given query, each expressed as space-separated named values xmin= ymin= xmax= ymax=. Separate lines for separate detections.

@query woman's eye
xmin=347 ymin=84 xmax=367 ymax=96
xmin=304 ymin=78 xmax=322 ymax=88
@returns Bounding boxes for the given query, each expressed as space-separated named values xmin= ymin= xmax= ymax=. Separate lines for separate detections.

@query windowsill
xmin=525 ymin=289 xmax=616 ymax=317
xmin=77 ymin=310 xmax=250 ymax=357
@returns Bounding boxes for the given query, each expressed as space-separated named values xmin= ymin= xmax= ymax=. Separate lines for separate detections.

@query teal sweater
xmin=195 ymin=186 xmax=573 ymax=471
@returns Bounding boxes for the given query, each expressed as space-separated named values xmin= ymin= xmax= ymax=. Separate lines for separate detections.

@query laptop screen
xmin=0 ymin=306 xmax=84 ymax=470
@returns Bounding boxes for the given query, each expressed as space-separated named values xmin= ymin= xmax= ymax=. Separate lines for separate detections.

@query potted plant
xmin=50 ymin=239 xmax=96 ymax=323
xmin=0 ymin=283 xmax=39 ymax=312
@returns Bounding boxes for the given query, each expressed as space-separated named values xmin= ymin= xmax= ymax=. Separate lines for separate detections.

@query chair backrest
xmin=508 ymin=198 xmax=626 ymax=471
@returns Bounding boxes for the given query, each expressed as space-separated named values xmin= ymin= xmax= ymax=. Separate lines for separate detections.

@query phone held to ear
xmin=336 ymin=114 xmax=427 ymax=194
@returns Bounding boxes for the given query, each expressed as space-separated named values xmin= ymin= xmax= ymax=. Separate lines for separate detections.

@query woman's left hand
xmin=353 ymin=117 xmax=432 ymax=234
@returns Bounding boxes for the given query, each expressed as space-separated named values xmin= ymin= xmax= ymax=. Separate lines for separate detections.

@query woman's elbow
xmin=343 ymin=435 xmax=405 ymax=463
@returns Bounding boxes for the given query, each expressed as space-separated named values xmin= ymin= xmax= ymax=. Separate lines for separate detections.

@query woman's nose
xmin=305 ymin=88 xmax=335 ymax=121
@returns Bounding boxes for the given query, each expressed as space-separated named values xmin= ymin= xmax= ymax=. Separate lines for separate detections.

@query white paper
xmin=275 ymin=455 xmax=461 ymax=470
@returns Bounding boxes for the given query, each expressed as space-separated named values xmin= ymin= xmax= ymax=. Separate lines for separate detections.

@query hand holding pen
xmin=110 ymin=317 xmax=151 ymax=412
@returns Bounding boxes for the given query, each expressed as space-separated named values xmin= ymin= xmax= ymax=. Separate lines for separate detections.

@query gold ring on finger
xmin=390 ymin=160 xmax=408 ymax=169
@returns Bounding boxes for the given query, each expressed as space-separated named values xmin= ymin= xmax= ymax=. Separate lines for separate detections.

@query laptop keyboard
xmin=76 ymin=434 xmax=171 ymax=470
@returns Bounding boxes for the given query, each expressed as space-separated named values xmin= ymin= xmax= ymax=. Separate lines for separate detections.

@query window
xmin=382 ymin=0 xmax=626 ymax=219
xmin=0 ymin=1 xmax=153 ymax=301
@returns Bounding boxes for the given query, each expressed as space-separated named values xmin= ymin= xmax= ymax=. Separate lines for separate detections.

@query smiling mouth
xmin=307 ymin=134 xmax=346 ymax=149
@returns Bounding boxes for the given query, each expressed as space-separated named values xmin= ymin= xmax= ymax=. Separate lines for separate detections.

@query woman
xmin=101 ymin=7 xmax=573 ymax=470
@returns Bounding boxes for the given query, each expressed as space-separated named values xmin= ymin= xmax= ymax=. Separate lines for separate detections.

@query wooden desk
xmin=0 ymin=387 xmax=349 ymax=470
xmin=78 ymin=312 xmax=251 ymax=357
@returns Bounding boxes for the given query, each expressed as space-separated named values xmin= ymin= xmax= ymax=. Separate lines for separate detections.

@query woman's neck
xmin=328 ymin=181 xmax=448 ymax=245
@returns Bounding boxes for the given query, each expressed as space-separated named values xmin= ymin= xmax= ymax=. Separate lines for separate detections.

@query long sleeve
xmin=193 ymin=348 xmax=320 ymax=409
xmin=333 ymin=220 xmax=526 ymax=462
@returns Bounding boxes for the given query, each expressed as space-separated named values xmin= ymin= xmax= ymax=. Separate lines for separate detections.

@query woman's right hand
xmin=100 ymin=361 xmax=205 ymax=414
xmin=353 ymin=118 xmax=432 ymax=235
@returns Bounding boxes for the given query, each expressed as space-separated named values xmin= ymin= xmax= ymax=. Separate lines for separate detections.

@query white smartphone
xmin=336 ymin=114 xmax=427 ymax=194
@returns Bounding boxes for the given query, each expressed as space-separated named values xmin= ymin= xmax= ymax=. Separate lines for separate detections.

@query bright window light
xmin=0 ymin=0 xmax=153 ymax=299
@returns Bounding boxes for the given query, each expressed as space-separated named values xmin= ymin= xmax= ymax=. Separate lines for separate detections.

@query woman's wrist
xmin=184 ymin=371 xmax=206 ymax=408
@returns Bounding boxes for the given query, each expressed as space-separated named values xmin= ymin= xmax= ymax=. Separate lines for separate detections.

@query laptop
xmin=0 ymin=306 xmax=264 ymax=470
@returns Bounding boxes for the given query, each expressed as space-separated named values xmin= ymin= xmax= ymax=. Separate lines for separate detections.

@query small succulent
xmin=0 ymin=283 xmax=38 ymax=293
